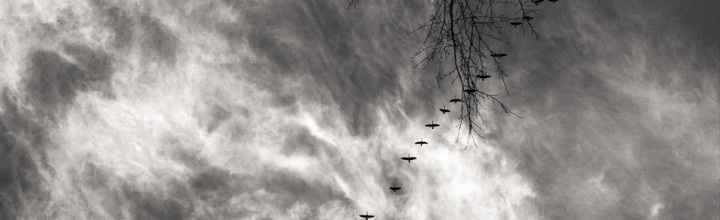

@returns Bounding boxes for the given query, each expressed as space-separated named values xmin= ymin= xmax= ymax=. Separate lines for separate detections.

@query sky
xmin=0 ymin=0 xmax=718 ymax=219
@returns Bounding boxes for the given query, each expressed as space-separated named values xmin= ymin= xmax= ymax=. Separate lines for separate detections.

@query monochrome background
xmin=0 ymin=0 xmax=717 ymax=219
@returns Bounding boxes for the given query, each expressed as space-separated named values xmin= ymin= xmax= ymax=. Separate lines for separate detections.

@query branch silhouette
xmin=350 ymin=0 xmax=551 ymax=146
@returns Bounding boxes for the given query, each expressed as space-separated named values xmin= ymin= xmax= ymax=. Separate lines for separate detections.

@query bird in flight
xmin=414 ymin=139 xmax=428 ymax=146
xmin=522 ymin=16 xmax=534 ymax=20
xmin=359 ymin=211 xmax=374 ymax=219
xmin=510 ymin=21 xmax=522 ymax=26
xmin=450 ymin=96 xmax=462 ymax=103
xmin=389 ymin=184 xmax=402 ymax=192
xmin=425 ymin=121 xmax=439 ymax=129
xmin=401 ymin=154 xmax=417 ymax=163
xmin=463 ymin=88 xmax=478 ymax=94
xmin=490 ymin=53 xmax=507 ymax=58
xmin=533 ymin=0 xmax=544 ymax=5
xmin=476 ymin=74 xmax=491 ymax=81
xmin=439 ymin=106 xmax=450 ymax=114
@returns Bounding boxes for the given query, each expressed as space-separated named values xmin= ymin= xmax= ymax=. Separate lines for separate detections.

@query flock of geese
xmin=358 ymin=96 xmax=463 ymax=219
xmin=355 ymin=0 xmax=564 ymax=215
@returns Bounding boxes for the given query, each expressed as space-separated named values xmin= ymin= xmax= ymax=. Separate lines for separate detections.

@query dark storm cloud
xmin=485 ymin=0 xmax=719 ymax=219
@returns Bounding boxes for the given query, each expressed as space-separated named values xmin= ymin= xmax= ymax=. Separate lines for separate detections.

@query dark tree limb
xmin=351 ymin=0 xmax=544 ymax=147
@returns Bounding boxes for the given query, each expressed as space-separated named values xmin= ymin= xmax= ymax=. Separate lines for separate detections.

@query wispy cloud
xmin=0 ymin=0 xmax=716 ymax=219
xmin=486 ymin=1 xmax=719 ymax=219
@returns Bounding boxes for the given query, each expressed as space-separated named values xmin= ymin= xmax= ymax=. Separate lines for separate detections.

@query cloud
xmin=0 ymin=39 xmax=116 ymax=218
xmin=0 ymin=0 xmax=716 ymax=219
xmin=485 ymin=0 xmax=719 ymax=219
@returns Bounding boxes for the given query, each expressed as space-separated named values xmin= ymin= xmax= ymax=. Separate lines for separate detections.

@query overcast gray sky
xmin=0 ymin=0 xmax=718 ymax=219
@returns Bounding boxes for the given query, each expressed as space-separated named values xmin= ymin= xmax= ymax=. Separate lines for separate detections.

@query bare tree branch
xmin=351 ymin=0 xmax=547 ymax=146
